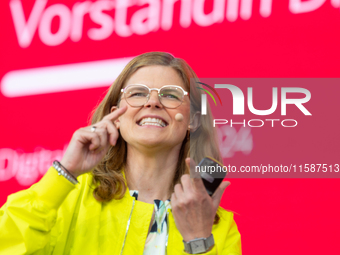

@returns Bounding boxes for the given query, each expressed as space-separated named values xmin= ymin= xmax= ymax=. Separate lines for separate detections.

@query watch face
xmin=190 ymin=239 xmax=206 ymax=253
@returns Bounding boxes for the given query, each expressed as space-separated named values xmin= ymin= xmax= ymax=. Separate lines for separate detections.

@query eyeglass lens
xmin=124 ymin=85 xmax=184 ymax=108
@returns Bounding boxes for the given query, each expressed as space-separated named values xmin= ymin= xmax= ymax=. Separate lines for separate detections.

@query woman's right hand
xmin=60 ymin=106 xmax=127 ymax=178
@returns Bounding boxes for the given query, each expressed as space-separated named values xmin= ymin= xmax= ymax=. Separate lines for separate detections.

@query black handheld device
xmin=197 ymin=157 xmax=227 ymax=196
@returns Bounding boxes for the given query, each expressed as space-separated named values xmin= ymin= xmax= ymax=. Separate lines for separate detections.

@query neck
xmin=125 ymin=144 xmax=182 ymax=204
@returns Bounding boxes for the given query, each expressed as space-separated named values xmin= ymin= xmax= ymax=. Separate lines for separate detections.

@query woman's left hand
xmin=171 ymin=158 xmax=230 ymax=242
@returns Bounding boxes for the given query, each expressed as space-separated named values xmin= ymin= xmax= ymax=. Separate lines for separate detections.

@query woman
xmin=0 ymin=52 xmax=241 ymax=254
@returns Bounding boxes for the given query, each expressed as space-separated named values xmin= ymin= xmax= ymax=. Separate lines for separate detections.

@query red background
xmin=1 ymin=0 xmax=340 ymax=254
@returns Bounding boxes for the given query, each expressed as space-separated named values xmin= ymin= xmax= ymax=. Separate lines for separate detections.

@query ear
xmin=188 ymin=111 xmax=201 ymax=132
xmin=111 ymin=106 xmax=121 ymax=129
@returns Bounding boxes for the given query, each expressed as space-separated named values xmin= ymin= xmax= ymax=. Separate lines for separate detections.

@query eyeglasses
xmin=120 ymin=84 xmax=188 ymax=109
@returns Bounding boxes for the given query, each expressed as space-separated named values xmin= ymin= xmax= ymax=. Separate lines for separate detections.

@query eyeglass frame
xmin=120 ymin=83 xmax=189 ymax=108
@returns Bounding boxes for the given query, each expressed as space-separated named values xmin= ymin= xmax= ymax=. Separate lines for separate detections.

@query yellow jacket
xmin=0 ymin=167 xmax=241 ymax=255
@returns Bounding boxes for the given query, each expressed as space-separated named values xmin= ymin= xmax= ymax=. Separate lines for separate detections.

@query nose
xmin=144 ymin=90 xmax=163 ymax=108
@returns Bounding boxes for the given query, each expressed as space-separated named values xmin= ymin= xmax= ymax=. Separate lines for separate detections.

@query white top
xmin=129 ymin=190 xmax=172 ymax=255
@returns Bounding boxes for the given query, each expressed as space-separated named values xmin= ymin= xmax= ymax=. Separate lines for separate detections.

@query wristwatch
xmin=183 ymin=234 xmax=214 ymax=254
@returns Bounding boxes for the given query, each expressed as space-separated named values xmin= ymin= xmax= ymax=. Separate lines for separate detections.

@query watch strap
xmin=183 ymin=241 xmax=192 ymax=254
xmin=205 ymin=234 xmax=214 ymax=251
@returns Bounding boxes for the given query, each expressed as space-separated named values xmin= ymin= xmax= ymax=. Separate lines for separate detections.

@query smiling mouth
xmin=137 ymin=117 xmax=168 ymax=127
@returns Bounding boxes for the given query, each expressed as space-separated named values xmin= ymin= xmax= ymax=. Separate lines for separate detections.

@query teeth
xmin=138 ymin=117 xmax=167 ymax=127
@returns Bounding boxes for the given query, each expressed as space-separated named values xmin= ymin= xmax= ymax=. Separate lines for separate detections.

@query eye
xmin=125 ymin=85 xmax=149 ymax=98
xmin=130 ymin=92 xmax=148 ymax=97
xmin=160 ymin=93 xmax=180 ymax=100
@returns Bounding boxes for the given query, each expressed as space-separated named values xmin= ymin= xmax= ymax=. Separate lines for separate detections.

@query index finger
xmin=185 ymin=158 xmax=205 ymax=191
xmin=103 ymin=105 xmax=128 ymax=121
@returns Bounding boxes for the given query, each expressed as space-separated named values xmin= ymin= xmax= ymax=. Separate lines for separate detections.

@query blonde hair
xmin=90 ymin=52 xmax=221 ymax=221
